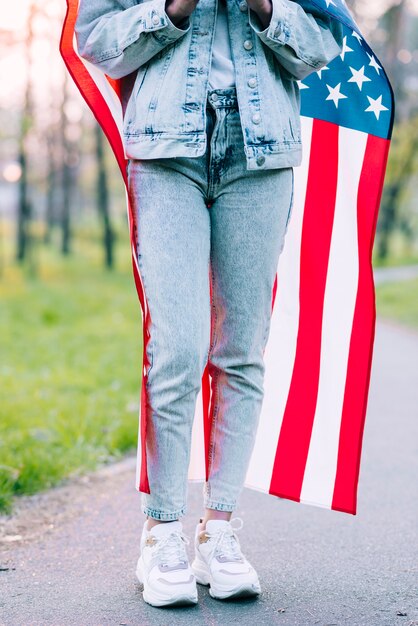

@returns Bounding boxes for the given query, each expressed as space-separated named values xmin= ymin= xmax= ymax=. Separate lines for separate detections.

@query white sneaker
xmin=135 ymin=519 xmax=198 ymax=607
xmin=191 ymin=517 xmax=261 ymax=600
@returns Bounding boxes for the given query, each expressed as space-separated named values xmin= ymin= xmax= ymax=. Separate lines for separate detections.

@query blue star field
xmin=299 ymin=0 xmax=395 ymax=139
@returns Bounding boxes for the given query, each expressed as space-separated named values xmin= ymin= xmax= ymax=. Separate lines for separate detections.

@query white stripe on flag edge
xmin=300 ymin=126 xmax=368 ymax=507
xmin=188 ymin=388 xmax=207 ymax=480
xmin=72 ymin=34 xmax=126 ymax=155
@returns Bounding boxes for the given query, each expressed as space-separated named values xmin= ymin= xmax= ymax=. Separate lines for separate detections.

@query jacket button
xmin=239 ymin=1 xmax=248 ymax=10
xmin=248 ymin=77 xmax=257 ymax=88
xmin=243 ymin=39 xmax=253 ymax=50
xmin=256 ymin=155 xmax=265 ymax=166
xmin=252 ymin=112 xmax=261 ymax=124
xmin=211 ymin=93 xmax=218 ymax=102
xmin=152 ymin=14 xmax=160 ymax=25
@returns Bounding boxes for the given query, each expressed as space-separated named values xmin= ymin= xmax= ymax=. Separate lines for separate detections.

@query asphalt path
xmin=373 ymin=264 xmax=418 ymax=285
xmin=1 ymin=319 xmax=417 ymax=626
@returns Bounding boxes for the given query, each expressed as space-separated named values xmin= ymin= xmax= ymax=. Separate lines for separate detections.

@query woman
xmin=75 ymin=0 xmax=343 ymax=608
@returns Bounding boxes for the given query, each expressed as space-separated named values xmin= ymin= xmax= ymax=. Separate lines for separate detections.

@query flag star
xmin=366 ymin=52 xmax=382 ymax=74
xmin=365 ymin=94 xmax=388 ymax=120
xmin=324 ymin=0 xmax=337 ymax=6
xmin=316 ymin=65 xmax=330 ymax=79
xmin=352 ymin=29 xmax=362 ymax=44
xmin=339 ymin=36 xmax=354 ymax=61
xmin=297 ymin=79 xmax=309 ymax=90
xmin=348 ymin=66 xmax=371 ymax=91
xmin=325 ymin=83 xmax=348 ymax=108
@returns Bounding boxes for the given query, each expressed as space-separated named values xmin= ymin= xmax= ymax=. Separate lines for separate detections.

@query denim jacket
xmin=75 ymin=0 xmax=343 ymax=170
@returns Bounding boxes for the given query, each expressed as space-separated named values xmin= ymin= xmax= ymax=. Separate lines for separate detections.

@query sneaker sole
xmin=136 ymin=557 xmax=198 ymax=608
xmin=191 ymin=557 xmax=261 ymax=601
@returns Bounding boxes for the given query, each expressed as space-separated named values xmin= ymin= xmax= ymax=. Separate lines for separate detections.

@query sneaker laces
xmin=205 ymin=517 xmax=244 ymax=562
xmin=155 ymin=530 xmax=190 ymax=568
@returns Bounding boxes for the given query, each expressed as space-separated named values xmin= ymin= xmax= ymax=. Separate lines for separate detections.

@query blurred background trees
xmin=0 ymin=0 xmax=121 ymax=279
xmin=0 ymin=0 xmax=417 ymax=273
xmin=347 ymin=0 xmax=418 ymax=263
xmin=0 ymin=2 xmax=142 ymax=513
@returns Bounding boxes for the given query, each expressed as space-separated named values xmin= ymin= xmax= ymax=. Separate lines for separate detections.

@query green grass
xmin=375 ymin=278 xmax=418 ymax=329
xmin=0 ymin=227 xmax=143 ymax=514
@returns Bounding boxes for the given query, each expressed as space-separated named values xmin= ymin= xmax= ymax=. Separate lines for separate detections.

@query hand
xmin=165 ymin=0 xmax=200 ymax=25
xmin=246 ymin=0 xmax=272 ymax=29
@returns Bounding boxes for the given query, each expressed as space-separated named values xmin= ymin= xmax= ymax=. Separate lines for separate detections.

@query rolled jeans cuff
xmin=141 ymin=505 xmax=186 ymax=520
xmin=203 ymin=498 xmax=237 ymax=513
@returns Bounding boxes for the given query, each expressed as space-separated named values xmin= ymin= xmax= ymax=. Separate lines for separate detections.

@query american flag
xmin=60 ymin=0 xmax=394 ymax=516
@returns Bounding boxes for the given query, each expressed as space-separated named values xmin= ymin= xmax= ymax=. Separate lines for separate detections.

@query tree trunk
xmin=95 ymin=124 xmax=115 ymax=269
xmin=44 ymin=125 xmax=58 ymax=245
xmin=377 ymin=125 xmax=418 ymax=261
xmin=60 ymin=71 xmax=72 ymax=256
xmin=16 ymin=4 xmax=35 ymax=263
xmin=375 ymin=0 xmax=409 ymax=259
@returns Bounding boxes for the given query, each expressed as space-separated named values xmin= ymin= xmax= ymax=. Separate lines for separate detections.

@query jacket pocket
xmin=144 ymin=44 xmax=177 ymax=131
xmin=124 ymin=63 xmax=150 ymax=130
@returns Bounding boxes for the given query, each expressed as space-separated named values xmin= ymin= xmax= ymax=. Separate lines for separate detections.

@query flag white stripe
xmin=73 ymin=34 xmax=126 ymax=150
xmin=244 ymin=116 xmax=314 ymax=491
xmin=135 ymin=411 xmax=142 ymax=489
xmin=188 ymin=387 xmax=206 ymax=480
xmin=300 ymin=126 xmax=368 ymax=506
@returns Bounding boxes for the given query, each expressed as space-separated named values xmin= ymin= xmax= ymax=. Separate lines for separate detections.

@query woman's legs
xmin=127 ymin=154 xmax=212 ymax=522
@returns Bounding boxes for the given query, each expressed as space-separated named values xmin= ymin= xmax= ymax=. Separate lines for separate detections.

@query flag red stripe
xmin=61 ymin=0 xmax=151 ymax=492
xmin=271 ymin=273 xmax=278 ymax=313
xmin=331 ymin=134 xmax=391 ymax=514
xmin=269 ymin=119 xmax=339 ymax=501
xmin=205 ymin=266 xmax=217 ymax=480
xmin=201 ymin=363 xmax=211 ymax=480
xmin=60 ymin=2 xmax=125 ymax=174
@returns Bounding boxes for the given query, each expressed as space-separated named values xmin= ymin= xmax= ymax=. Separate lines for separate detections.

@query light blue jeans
xmin=127 ymin=86 xmax=294 ymax=520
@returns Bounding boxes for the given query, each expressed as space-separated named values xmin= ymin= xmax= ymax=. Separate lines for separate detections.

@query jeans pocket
xmin=206 ymin=105 xmax=215 ymax=140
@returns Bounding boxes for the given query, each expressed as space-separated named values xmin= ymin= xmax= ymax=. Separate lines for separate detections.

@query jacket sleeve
xmin=248 ymin=0 xmax=344 ymax=81
xmin=74 ymin=0 xmax=191 ymax=79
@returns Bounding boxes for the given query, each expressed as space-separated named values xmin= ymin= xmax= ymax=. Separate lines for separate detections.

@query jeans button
xmin=211 ymin=93 xmax=218 ymax=102
xmin=256 ymin=155 xmax=265 ymax=166
xmin=251 ymin=112 xmax=261 ymax=124
xmin=152 ymin=14 xmax=160 ymax=25
xmin=239 ymin=1 xmax=248 ymax=10
xmin=248 ymin=77 xmax=257 ymax=88
xmin=243 ymin=39 xmax=253 ymax=50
